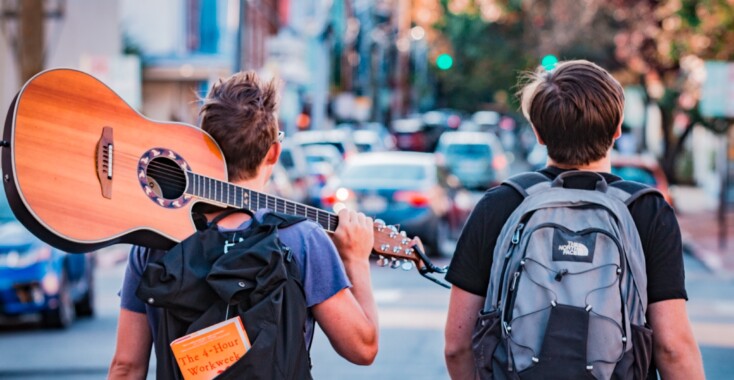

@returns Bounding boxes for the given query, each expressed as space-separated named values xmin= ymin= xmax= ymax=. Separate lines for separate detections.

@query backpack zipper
xmin=496 ymin=222 xmax=524 ymax=309
xmin=501 ymin=222 xmax=630 ymax=351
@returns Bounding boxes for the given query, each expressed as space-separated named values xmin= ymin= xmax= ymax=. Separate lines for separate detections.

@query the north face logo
xmin=552 ymin=230 xmax=596 ymax=263
xmin=558 ymin=241 xmax=589 ymax=257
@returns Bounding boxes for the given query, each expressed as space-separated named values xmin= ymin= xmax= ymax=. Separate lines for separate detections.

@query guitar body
xmin=3 ymin=69 xmax=228 ymax=252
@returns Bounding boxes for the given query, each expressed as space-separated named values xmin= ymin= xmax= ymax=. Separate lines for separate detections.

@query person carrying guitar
xmin=108 ymin=71 xmax=383 ymax=378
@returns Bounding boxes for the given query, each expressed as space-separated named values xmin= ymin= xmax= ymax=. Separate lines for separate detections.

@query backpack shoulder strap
xmin=261 ymin=211 xmax=308 ymax=229
xmin=607 ymin=180 xmax=663 ymax=206
xmin=208 ymin=207 xmax=256 ymax=228
xmin=502 ymin=172 xmax=551 ymax=198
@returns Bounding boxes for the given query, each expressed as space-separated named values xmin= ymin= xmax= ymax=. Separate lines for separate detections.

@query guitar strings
xmin=111 ymin=152 xmax=339 ymax=227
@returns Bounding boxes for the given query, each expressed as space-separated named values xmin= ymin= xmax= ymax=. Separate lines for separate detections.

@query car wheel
xmin=42 ymin=271 xmax=75 ymax=329
xmin=429 ymin=218 xmax=452 ymax=258
xmin=75 ymin=259 xmax=95 ymax=317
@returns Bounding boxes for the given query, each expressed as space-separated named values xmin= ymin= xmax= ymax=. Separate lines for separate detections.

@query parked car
xmin=0 ymin=186 xmax=95 ymax=329
xmin=435 ymin=131 xmax=510 ymax=190
xmin=611 ymin=152 xmax=675 ymax=207
xmin=320 ymin=152 xmax=471 ymax=257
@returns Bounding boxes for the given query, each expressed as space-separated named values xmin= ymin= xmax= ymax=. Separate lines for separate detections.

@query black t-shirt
xmin=446 ymin=166 xmax=688 ymax=304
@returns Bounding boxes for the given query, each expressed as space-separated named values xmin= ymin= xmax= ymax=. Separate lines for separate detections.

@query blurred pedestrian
xmin=444 ymin=60 xmax=704 ymax=379
xmin=108 ymin=71 xmax=379 ymax=379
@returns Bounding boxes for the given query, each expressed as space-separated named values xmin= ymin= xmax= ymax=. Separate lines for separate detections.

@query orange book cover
xmin=170 ymin=316 xmax=251 ymax=380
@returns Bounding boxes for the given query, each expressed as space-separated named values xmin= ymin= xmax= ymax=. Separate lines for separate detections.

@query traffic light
xmin=541 ymin=54 xmax=558 ymax=71
xmin=436 ymin=54 xmax=453 ymax=70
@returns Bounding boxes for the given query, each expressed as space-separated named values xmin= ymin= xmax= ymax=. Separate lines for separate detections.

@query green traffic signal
xmin=541 ymin=54 xmax=558 ymax=71
xmin=436 ymin=54 xmax=453 ymax=70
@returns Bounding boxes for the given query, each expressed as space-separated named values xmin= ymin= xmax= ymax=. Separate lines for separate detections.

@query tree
xmin=429 ymin=1 xmax=534 ymax=112
xmin=430 ymin=0 xmax=734 ymax=183
xmin=608 ymin=0 xmax=734 ymax=183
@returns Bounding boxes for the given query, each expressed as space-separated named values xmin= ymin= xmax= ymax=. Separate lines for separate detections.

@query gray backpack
xmin=472 ymin=171 xmax=657 ymax=380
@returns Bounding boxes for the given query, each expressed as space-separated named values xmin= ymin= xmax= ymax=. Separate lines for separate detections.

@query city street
xmin=0 ymin=244 xmax=732 ymax=379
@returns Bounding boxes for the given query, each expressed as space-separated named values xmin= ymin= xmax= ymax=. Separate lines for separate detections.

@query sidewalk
xmin=672 ymin=186 xmax=734 ymax=275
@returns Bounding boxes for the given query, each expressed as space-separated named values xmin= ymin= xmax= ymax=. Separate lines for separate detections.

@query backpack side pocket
xmin=473 ymin=309 xmax=502 ymax=379
xmin=631 ymin=324 xmax=653 ymax=379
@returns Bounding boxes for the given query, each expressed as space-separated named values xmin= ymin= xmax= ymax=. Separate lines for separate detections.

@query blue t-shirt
xmin=119 ymin=209 xmax=351 ymax=348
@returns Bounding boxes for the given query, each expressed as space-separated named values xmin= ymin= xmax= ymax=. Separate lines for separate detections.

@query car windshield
xmin=445 ymin=144 xmax=491 ymax=158
xmin=302 ymin=142 xmax=345 ymax=155
xmin=0 ymin=187 xmax=16 ymax=223
xmin=611 ymin=166 xmax=657 ymax=186
xmin=342 ymin=163 xmax=427 ymax=182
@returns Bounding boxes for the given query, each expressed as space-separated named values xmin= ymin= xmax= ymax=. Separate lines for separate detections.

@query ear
xmin=264 ymin=142 xmax=281 ymax=165
xmin=612 ymin=118 xmax=623 ymax=140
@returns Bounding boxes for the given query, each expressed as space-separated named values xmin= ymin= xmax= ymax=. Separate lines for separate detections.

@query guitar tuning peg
xmin=374 ymin=219 xmax=386 ymax=231
xmin=400 ymin=230 xmax=407 ymax=237
xmin=376 ymin=255 xmax=389 ymax=267
xmin=401 ymin=260 xmax=414 ymax=271
xmin=389 ymin=259 xmax=401 ymax=269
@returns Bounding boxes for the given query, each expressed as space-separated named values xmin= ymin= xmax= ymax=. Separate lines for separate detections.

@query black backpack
xmin=136 ymin=208 xmax=312 ymax=380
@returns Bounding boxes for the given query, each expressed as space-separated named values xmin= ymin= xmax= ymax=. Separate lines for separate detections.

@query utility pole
xmin=17 ymin=0 xmax=44 ymax=84
xmin=393 ymin=0 xmax=411 ymax=118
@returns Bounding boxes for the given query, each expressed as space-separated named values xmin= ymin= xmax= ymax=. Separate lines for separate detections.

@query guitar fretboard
xmin=185 ymin=172 xmax=339 ymax=232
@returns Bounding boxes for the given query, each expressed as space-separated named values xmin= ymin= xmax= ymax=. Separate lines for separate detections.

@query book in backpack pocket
xmin=170 ymin=317 xmax=251 ymax=380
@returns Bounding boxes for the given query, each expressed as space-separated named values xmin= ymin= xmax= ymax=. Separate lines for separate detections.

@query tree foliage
xmin=429 ymin=1 xmax=533 ymax=111
xmin=429 ymin=0 xmax=734 ymax=182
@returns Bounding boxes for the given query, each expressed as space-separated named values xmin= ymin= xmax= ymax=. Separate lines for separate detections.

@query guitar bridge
xmin=96 ymin=126 xmax=113 ymax=199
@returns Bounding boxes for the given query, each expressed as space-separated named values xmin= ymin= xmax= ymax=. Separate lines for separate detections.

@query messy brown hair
xmin=519 ymin=60 xmax=624 ymax=166
xmin=199 ymin=71 xmax=279 ymax=181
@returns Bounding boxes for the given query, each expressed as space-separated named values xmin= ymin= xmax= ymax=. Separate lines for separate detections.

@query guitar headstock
xmin=371 ymin=220 xmax=422 ymax=271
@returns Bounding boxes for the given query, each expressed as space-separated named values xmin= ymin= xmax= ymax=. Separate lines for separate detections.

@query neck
xmin=203 ymin=174 xmax=268 ymax=229
xmin=547 ymin=154 xmax=612 ymax=173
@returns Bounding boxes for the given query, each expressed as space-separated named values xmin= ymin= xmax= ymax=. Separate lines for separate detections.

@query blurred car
xmin=0 ymin=186 xmax=95 ymax=329
xmin=420 ymin=109 xmax=464 ymax=152
xmin=526 ymin=142 xmax=548 ymax=171
xmin=336 ymin=121 xmax=396 ymax=152
xmin=292 ymin=129 xmax=359 ymax=160
xmin=611 ymin=152 xmax=674 ymax=207
xmin=469 ymin=110 xmax=501 ymax=132
xmin=277 ymin=140 xmax=311 ymax=204
xmin=523 ymin=147 xmax=674 ymax=206
xmin=391 ymin=117 xmax=427 ymax=152
xmin=435 ymin=131 xmax=510 ymax=190
xmin=302 ymin=144 xmax=343 ymax=206
xmin=266 ymin=161 xmax=307 ymax=204
xmin=320 ymin=151 xmax=471 ymax=257
xmin=352 ymin=129 xmax=393 ymax=153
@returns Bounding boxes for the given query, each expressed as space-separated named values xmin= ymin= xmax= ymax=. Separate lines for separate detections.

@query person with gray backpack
xmin=444 ymin=60 xmax=704 ymax=380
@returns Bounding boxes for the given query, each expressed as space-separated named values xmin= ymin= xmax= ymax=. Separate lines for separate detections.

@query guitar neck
xmin=186 ymin=172 xmax=339 ymax=232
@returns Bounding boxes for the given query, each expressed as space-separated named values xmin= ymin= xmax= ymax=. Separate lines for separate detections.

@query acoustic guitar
xmin=2 ymin=69 xmax=423 ymax=271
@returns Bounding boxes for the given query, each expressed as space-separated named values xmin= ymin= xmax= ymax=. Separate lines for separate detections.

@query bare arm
xmin=312 ymin=209 xmax=378 ymax=365
xmin=445 ymin=286 xmax=484 ymax=380
xmin=108 ymin=309 xmax=152 ymax=379
xmin=647 ymin=299 xmax=704 ymax=380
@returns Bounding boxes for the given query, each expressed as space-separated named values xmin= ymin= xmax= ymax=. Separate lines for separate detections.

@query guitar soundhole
xmin=146 ymin=157 xmax=187 ymax=199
